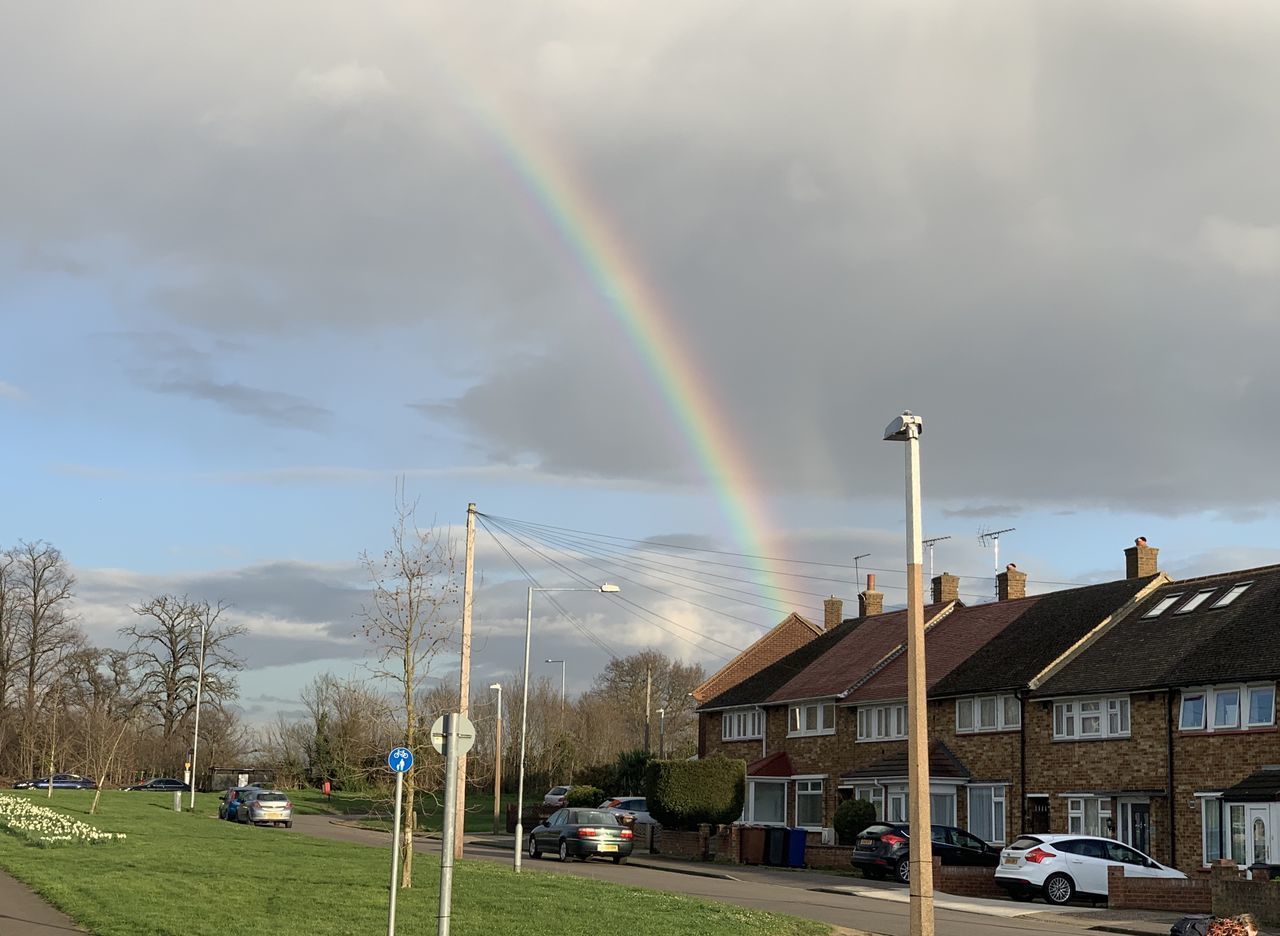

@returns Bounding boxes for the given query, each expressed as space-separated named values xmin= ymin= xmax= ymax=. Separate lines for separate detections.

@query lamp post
xmin=656 ymin=708 xmax=665 ymax=759
xmin=490 ymin=684 xmax=503 ymax=834
xmin=884 ymin=410 xmax=934 ymax=936
xmin=514 ymin=583 xmax=619 ymax=873
xmin=189 ymin=616 xmax=208 ymax=811
xmin=544 ymin=659 xmax=566 ymax=717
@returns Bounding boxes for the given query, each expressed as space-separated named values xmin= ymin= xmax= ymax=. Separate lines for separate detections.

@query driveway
xmin=287 ymin=816 xmax=1132 ymax=936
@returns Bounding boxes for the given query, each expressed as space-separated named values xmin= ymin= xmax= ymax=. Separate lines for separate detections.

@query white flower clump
xmin=0 ymin=793 xmax=128 ymax=847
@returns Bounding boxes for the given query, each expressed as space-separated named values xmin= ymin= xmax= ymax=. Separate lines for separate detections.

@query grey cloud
xmin=6 ymin=3 xmax=1280 ymax=513
xmin=147 ymin=377 xmax=332 ymax=431
xmin=942 ymin=505 xmax=1023 ymax=520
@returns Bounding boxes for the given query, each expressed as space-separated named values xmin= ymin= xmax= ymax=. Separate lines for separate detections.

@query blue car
xmin=220 ymin=786 xmax=259 ymax=821
xmin=13 ymin=774 xmax=97 ymax=790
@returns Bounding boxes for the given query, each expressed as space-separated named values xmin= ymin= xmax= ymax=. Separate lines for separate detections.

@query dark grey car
xmin=528 ymin=808 xmax=634 ymax=863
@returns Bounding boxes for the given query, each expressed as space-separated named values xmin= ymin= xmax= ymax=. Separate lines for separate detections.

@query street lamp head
xmin=544 ymin=659 xmax=564 ymax=664
xmin=598 ymin=583 xmax=621 ymax=593
xmin=488 ymin=683 xmax=501 ymax=691
xmin=883 ymin=410 xmax=923 ymax=442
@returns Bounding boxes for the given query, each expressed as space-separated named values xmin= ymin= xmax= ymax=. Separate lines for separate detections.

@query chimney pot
xmin=859 ymin=576 xmax=884 ymax=617
xmin=931 ymin=572 xmax=960 ymax=603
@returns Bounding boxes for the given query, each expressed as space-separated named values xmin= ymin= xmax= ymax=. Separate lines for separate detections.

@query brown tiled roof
xmin=692 ymin=612 xmax=822 ymax=703
xmin=840 ymin=740 xmax=970 ymax=781
xmin=843 ymin=596 xmax=1044 ymax=703
xmin=764 ymin=603 xmax=954 ymax=704
xmin=746 ymin=752 xmax=794 ymax=778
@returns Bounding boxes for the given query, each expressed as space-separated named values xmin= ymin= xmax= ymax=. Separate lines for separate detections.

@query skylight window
xmin=1211 ymin=583 xmax=1253 ymax=609
xmin=1176 ymin=589 xmax=1218 ymax=614
xmin=1142 ymin=594 xmax=1182 ymax=618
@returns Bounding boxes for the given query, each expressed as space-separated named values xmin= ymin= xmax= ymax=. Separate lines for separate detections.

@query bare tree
xmin=65 ymin=647 xmax=141 ymax=813
xmin=359 ymin=491 xmax=459 ymax=888
xmin=0 ymin=550 xmax=19 ymax=774
xmin=10 ymin=541 xmax=82 ymax=776
xmin=122 ymin=595 xmax=244 ymax=768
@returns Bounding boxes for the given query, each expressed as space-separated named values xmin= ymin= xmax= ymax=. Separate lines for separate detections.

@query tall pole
xmin=491 ymin=685 xmax=503 ymax=834
xmin=454 ymin=503 xmax=476 ymax=859
xmin=657 ymin=708 xmax=665 ymax=759
xmin=438 ymin=715 xmax=460 ymax=936
xmin=388 ymin=770 xmax=404 ymax=935
xmin=643 ymin=665 xmax=652 ymax=753
xmin=189 ymin=618 xmax=207 ymax=810
xmin=514 ymin=586 xmax=534 ymax=873
xmin=886 ymin=411 xmax=934 ymax=936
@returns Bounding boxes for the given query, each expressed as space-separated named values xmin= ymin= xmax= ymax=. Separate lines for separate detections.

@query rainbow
xmin=447 ymin=77 xmax=785 ymax=602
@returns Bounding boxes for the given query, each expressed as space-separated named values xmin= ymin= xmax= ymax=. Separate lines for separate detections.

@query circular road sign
xmin=429 ymin=713 xmax=477 ymax=756
xmin=388 ymin=747 xmax=413 ymax=773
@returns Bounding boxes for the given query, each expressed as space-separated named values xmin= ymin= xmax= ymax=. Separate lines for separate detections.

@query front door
xmin=1027 ymin=797 xmax=1050 ymax=834
xmin=1247 ymin=805 xmax=1270 ymax=869
xmin=1128 ymin=804 xmax=1151 ymax=856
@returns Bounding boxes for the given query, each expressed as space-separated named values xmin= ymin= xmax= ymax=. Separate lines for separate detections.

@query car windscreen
xmin=571 ymin=811 xmax=616 ymax=825
xmin=254 ymin=793 xmax=289 ymax=803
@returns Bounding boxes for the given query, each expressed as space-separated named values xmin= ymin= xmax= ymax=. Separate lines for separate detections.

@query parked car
xmin=12 ymin=774 xmax=97 ymax=790
xmin=851 ymin=823 xmax=998 ymax=883
xmin=124 ymin=777 xmax=190 ymax=792
xmin=219 ymin=786 xmax=259 ymax=820
xmin=527 ymin=808 xmax=634 ymax=863
xmin=543 ymin=785 xmax=571 ymax=807
xmin=598 ymin=797 xmax=652 ymax=824
xmin=995 ymin=834 xmax=1185 ymax=905
xmin=235 ymin=789 xmax=293 ymax=827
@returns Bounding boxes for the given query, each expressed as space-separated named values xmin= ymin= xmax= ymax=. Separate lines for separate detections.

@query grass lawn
xmin=0 ymin=791 xmax=828 ymax=936
xmin=291 ymin=787 xmax=520 ymax=834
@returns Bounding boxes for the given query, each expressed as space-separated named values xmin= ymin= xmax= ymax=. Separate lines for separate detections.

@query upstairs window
xmin=956 ymin=694 xmax=1020 ymax=734
xmin=1211 ymin=583 xmax=1252 ymax=608
xmin=1142 ymin=594 xmax=1183 ymax=618
xmin=1180 ymin=684 xmax=1275 ymax=733
xmin=1176 ymin=589 xmax=1217 ymax=614
xmin=788 ymin=701 xmax=836 ymax=737
xmin=1180 ymin=693 xmax=1206 ymax=730
xmin=723 ymin=708 xmax=763 ymax=741
xmin=1053 ymin=696 xmax=1130 ymax=740
xmin=857 ymin=703 xmax=907 ymax=741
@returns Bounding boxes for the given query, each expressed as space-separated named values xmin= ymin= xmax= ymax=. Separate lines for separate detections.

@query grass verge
xmin=0 ymin=791 xmax=828 ymax=936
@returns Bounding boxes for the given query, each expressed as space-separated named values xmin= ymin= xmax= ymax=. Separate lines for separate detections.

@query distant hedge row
xmin=643 ymin=755 xmax=745 ymax=830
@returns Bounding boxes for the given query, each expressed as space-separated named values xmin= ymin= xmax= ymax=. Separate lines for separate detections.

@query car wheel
xmin=558 ymin=839 xmax=570 ymax=862
xmin=1043 ymin=873 xmax=1075 ymax=906
xmin=285 ymin=821 xmax=292 ymax=829
xmin=528 ymin=835 xmax=542 ymax=859
xmin=895 ymin=858 xmax=910 ymax=884
xmin=612 ymin=855 xmax=627 ymax=865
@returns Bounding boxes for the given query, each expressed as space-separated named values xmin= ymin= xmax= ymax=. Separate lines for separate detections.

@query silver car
xmin=236 ymin=789 xmax=293 ymax=828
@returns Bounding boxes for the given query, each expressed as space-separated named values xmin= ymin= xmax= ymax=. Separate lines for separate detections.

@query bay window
xmin=746 ymin=781 xmax=786 ymax=824
xmin=969 ymin=785 xmax=1007 ymax=844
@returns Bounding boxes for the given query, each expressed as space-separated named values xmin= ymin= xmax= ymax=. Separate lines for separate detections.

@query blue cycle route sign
xmin=388 ymin=747 xmax=413 ymax=773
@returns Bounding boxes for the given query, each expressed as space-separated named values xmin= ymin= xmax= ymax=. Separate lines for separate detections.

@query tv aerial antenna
xmin=921 ymin=535 xmax=951 ymax=580
xmin=852 ymin=553 xmax=870 ymax=591
xmin=978 ymin=527 xmax=1016 ymax=597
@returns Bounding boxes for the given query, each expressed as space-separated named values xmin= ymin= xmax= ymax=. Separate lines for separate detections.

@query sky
xmin=3 ymin=1 xmax=1280 ymax=724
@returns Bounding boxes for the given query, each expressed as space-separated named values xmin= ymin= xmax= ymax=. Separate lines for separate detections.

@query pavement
xmin=0 ymin=869 xmax=85 ymax=935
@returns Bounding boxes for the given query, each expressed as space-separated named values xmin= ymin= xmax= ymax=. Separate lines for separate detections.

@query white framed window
xmin=857 ymin=703 xmax=907 ymax=741
xmin=1181 ymin=684 xmax=1276 ymax=733
xmin=722 ymin=708 xmax=763 ymax=741
xmin=1211 ymin=583 xmax=1252 ymax=608
xmin=746 ymin=781 xmax=786 ymax=824
xmin=886 ymin=785 xmax=907 ymax=822
xmin=1201 ymin=796 xmax=1223 ymax=866
xmin=956 ymin=694 xmax=1020 ymax=734
xmin=968 ymin=785 xmax=1007 ymax=844
xmin=1180 ymin=693 xmax=1206 ymax=730
xmin=1142 ymin=593 xmax=1183 ymax=618
xmin=851 ymin=785 xmax=884 ymax=820
xmin=931 ymin=791 xmax=956 ymax=827
xmin=1247 ymin=685 xmax=1275 ymax=727
xmin=796 ymin=780 xmax=824 ymax=828
xmin=1176 ymin=588 xmax=1217 ymax=614
xmin=1053 ymin=696 xmax=1130 ymax=740
xmin=788 ymin=701 xmax=836 ymax=737
xmin=1067 ymin=797 xmax=1111 ymax=836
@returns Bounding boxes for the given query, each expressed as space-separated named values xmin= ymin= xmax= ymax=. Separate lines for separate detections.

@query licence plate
xmin=1003 ymin=857 xmax=1018 ymax=865
xmin=262 ymin=811 xmax=281 ymax=818
xmin=598 ymin=843 xmax=617 ymax=853
xmin=859 ymin=838 xmax=875 ymax=848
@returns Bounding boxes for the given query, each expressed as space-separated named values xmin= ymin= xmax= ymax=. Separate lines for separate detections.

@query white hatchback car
xmin=995 ymin=834 xmax=1185 ymax=905
xmin=544 ymin=785 xmax=571 ymax=807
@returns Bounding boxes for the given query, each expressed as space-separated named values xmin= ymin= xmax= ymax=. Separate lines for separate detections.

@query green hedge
xmin=833 ymin=798 xmax=877 ymax=845
xmin=643 ymin=755 xmax=745 ymax=830
xmin=565 ymin=785 xmax=605 ymax=807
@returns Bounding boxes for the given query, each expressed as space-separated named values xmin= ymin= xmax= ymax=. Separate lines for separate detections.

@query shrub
xmin=644 ymin=755 xmax=745 ymax=830
xmin=574 ymin=763 xmax=616 ymax=793
xmin=565 ymin=785 xmax=605 ymax=807
xmin=612 ymin=750 xmax=653 ymax=796
xmin=833 ymin=798 xmax=877 ymax=845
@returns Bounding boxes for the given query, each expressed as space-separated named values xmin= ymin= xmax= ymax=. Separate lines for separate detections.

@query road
xmin=289 ymin=816 xmax=1116 ymax=936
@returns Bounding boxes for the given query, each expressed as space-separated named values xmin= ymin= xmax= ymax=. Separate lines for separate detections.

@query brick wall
xmin=1106 ymin=865 xmax=1211 ymax=913
xmin=932 ymin=858 xmax=1006 ymax=899
xmin=804 ymin=844 xmax=854 ymax=869
xmin=927 ymin=699 xmax=1021 ymax=836
xmin=1212 ymin=861 xmax=1280 ymax=926
xmin=656 ymin=827 xmax=708 ymax=860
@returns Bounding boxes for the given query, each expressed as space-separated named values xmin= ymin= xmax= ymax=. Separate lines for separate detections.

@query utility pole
xmin=454 ymin=502 xmax=476 ymax=859
xmin=643 ymin=665 xmax=652 ymax=753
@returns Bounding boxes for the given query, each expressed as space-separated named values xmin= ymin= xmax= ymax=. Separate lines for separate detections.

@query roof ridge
xmin=1162 ymin=563 xmax=1280 ymax=587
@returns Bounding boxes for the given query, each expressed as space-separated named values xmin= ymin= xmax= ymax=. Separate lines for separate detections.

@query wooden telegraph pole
xmin=454 ymin=503 xmax=476 ymax=859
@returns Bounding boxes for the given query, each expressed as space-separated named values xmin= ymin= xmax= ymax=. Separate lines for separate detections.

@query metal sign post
xmin=386 ymin=746 xmax=413 ymax=936
xmin=431 ymin=714 xmax=475 ymax=936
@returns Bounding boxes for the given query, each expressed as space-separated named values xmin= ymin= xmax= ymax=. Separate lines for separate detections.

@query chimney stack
xmin=931 ymin=572 xmax=960 ymax=603
xmin=823 ymin=595 xmax=843 ymax=631
xmin=859 ymin=573 xmax=884 ymax=617
xmin=997 ymin=563 xmax=1027 ymax=601
xmin=1125 ymin=537 xmax=1159 ymax=579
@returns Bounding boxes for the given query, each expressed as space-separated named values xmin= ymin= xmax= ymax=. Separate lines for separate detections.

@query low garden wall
xmin=933 ymin=860 xmax=1006 ymax=899
xmin=1106 ymin=866 xmax=1211 ymax=914
xmin=1210 ymin=861 xmax=1280 ymax=927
